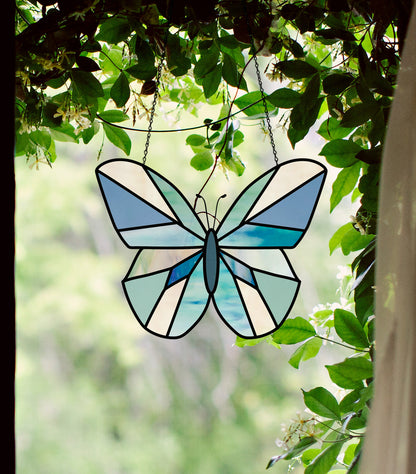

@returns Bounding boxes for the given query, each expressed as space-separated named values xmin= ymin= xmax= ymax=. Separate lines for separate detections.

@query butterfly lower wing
xmin=96 ymin=159 xmax=206 ymax=248
xmin=213 ymin=249 xmax=300 ymax=338
xmin=123 ymin=248 xmax=210 ymax=338
xmin=217 ymin=159 xmax=326 ymax=248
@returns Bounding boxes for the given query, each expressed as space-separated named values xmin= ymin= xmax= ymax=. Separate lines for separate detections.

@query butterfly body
xmin=96 ymin=158 xmax=326 ymax=339
xmin=203 ymin=229 xmax=220 ymax=295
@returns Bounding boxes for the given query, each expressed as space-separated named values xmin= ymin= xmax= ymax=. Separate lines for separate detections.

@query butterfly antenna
xmin=195 ymin=194 xmax=210 ymax=228
xmin=213 ymin=194 xmax=227 ymax=230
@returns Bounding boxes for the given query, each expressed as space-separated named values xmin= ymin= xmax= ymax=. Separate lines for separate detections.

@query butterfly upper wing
xmin=216 ymin=159 xmax=327 ymax=248
xmin=96 ymin=159 xmax=206 ymax=248
xmin=212 ymin=248 xmax=300 ymax=338
xmin=123 ymin=248 xmax=210 ymax=338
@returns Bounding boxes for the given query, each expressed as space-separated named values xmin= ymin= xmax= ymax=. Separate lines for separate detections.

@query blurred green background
xmin=15 ymin=108 xmax=351 ymax=473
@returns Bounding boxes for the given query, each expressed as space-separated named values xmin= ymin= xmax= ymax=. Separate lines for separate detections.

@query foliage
xmin=15 ymin=0 xmax=412 ymax=472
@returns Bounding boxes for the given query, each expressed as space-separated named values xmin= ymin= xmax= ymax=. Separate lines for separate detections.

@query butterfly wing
xmin=96 ymin=159 xmax=206 ymax=248
xmin=123 ymin=248 xmax=210 ymax=338
xmin=213 ymin=159 xmax=326 ymax=338
xmin=212 ymin=248 xmax=300 ymax=338
xmin=96 ymin=159 xmax=210 ymax=338
xmin=216 ymin=159 xmax=327 ymax=248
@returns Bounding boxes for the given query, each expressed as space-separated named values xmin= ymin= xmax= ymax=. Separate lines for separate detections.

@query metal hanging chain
xmin=252 ymin=52 xmax=279 ymax=165
xmin=143 ymin=1 xmax=279 ymax=166
xmin=242 ymin=0 xmax=279 ymax=165
xmin=142 ymin=51 xmax=166 ymax=165
xmin=142 ymin=0 xmax=174 ymax=165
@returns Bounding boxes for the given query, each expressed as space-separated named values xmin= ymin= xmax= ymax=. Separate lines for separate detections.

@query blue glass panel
xmin=148 ymin=170 xmax=205 ymax=238
xmin=168 ymin=260 xmax=209 ymax=337
xmin=216 ymin=169 xmax=274 ymax=239
xmin=250 ymin=173 xmax=325 ymax=229
xmin=219 ymin=225 xmax=303 ymax=248
xmin=123 ymin=271 xmax=169 ymax=325
xmin=254 ymin=271 xmax=299 ymax=325
xmin=220 ymin=252 xmax=255 ymax=286
xmin=98 ymin=173 xmax=173 ymax=229
xmin=167 ymin=252 xmax=202 ymax=287
xmin=213 ymin=260 xmax=254 ymax=337
xmin=121 ymin=225 xmax=204 ymax=248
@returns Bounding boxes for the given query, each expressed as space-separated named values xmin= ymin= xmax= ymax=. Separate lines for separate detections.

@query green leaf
xmin=266 ymin=88 xmax=301 ymax=108
xmin=319 ymin=139 xmax=362 ymax=167
xmin=340 ymin=103 xmax=380 ymax=128
xmin=355 ymin=147 xmax=382 ymax=165
xmin=190 ymin=150 xmax=213 ymax=170
xmin=276 ymin=60 xmax=318 ymax=79
xmin=103 ymin=123 xmax=131 ymax=155
xmin=289 ymin=337 xmax=322 ymax=369
xmin=302 ymin=449 xmax=323 ymax=466
xmin=166 ymin=34 xmax=192 ymax=76
xmin=217 ymin=34 xmax=241 ymax=49
xmin=267 ymin=437 xmax=317 ymax=468
xmin=81 ymin=121 xmax=99 ymax=144
xmin=99 ymin=109 xmax=129 ymax=123
xmin=110 ymin=72 xmax=130 ymax=107
xmin=203 ymin=65 xmax=222 ymax=99
xmin=223 ymin=152 xmax=245 ymax=176
xmin=194 ymin=48 xmax=220 ymax=79
xmin=339 ymin=385 xmax=373 ymax=415
xmin=329 ymin=223 xmax=353 ymax=255
xmin=234 ymin=91 xmax=267 ymax=116
xmin=358 ymin=165 xmax=380 ymax=212
xmin=330 ymin=162 xmax=361 ymax=211
xmin=272 ymin=317 xmax=316 ymax=345
xmin=323 ymin=73 xmax=354 ymax=95
xmin=222 ymin=53 xmax=239 ymax=87
xmin=343 ymin=443 xmax=359 ymax=465
xmin=235 ymin=335 xmax=273 ymax=347
xmin=76 ymin=55 xmax=100 ymax=72
xmin=304 ymin=441 xmax=343 ymax=474
xmin=340 ymin=228 xmax=375 ymax=255
xmin=70 ymin=69 xmax=104 ymax=98
xmin=326 ymin=357 xmax=373 ymax=389
xmin=186 ymin=134 xmax=206 ymax=146
xmin=317 ymin=117 xmax=355 ymax=140
xmin=126 ymin=64 xmax=157 ymax=81
xmin=95 ymin=16 xmax=131 ymax=44
xmin=334 ymin=309 xmax=369 ymax=349
xmin=302 ymin=74 xmax=321 ymax=107
xmin=135 ymin=37 xmax=155 ymax=68
xmin=302 ymin=387 xmax=341 ymax=420
xmin=49 ymin=124 xmax=78 ymax=142
xmin=290 ymin=97 xmax=324 ymax=131
xmin=288 ymin=125 xmax=309 ymax=148
xmin=29 ymin=130 xmax=51 ymax=150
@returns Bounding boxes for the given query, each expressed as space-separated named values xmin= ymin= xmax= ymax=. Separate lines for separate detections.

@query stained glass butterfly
xmin=96 ymin=158 xmax=326 ymax=339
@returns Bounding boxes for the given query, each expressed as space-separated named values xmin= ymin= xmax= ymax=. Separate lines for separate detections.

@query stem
xmin=315 ymin=335 xmax=370 ymax=352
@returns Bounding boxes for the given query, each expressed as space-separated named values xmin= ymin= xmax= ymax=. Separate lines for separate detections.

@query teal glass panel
xmin=168 ymin=260 xmax=209 ymax=337
xmin=213 ymin=260 xmax=254 ymax=337
xmin=254 ymin=271 xmax=299 ymax=325
xmin=123 ymin=271 xmax=169 ymax=325
xmin=219 ymin=225 xmax=303 ymax=248
xmin=220 ymin=252 xmax=255 ymax=286
xmin=216 ymin=169 xmax=274 ymax=239
xmin=121 ymin=225 xmax=204 ymax=248
xmin=250 ymin=173 xmax=325 ymax=229
xmin=148 ymin=169 xmax=205 ymax=238
xmin=167 ymin=252 xmax=202 ymax=287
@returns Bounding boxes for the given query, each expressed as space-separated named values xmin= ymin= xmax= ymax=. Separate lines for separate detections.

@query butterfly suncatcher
xmin=96 ymin=158 xmax=326 ymax=339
